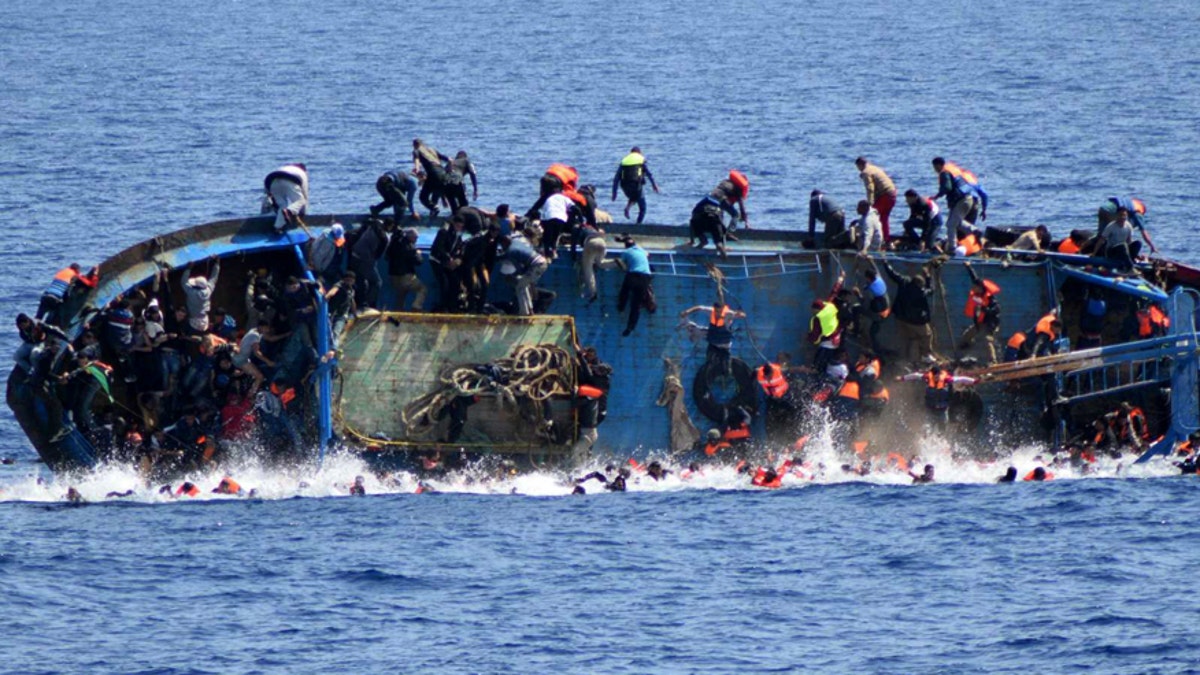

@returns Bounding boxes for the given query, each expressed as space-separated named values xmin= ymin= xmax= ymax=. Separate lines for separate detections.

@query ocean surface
xmin=2 ymin=0 xmax=1200 ymax=672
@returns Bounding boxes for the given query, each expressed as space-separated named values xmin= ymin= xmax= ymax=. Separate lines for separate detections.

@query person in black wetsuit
xmin=346 ymin=217 xmax=390 ymax=310
xmin=371 ymin=167 xmax=419 ymax=221
xmin=611 ymin=147 xmax=659 ymax=224
xmin=429 ymin=217 xmax=466 ymax=312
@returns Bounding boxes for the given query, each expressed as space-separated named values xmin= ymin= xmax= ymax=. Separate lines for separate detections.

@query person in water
xmin=349 ymin=475 xmax=366 ymax=496
xmin=996 ymin=466 xmax=1018 ymax=483
xmin=909 ymin=463 xmax=935 ymax=483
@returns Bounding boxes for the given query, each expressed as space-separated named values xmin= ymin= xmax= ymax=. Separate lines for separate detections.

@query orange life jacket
xmin=1057 ymin=238 xmax=1081 ymax=254
xmin=216 ymin=477 xmax=241 ymax=494
xmin=924 ymin=370 xmax=950 ymax=389
xmin=577 ymin=385 xmax=604 ymax=399
xmin=964 ymin=280 xmax=1000 ymax=321
xmin=704 ymin=440 xmax=732 ymax=456
xmin=755 ymin=364 xmax=790 ymax=399
xmin=1023 ymin=469 xmax=1054 ymax=481
xmin=865 ymin=386 xmax=890 ymax=403
xmin=724 ymin=426 xmax=751 ymax=441
xmin=271 ymin=383 xmax=297 ymax=408
xmin=1131 ymin=198 xmax=1147 ymax=215
xmin=852 ymin=440 xmax=869 ymax=455
xmin=855 ymin=358 xmax=881 ymax=381
xmin=958 ymin=233 xmax=982 ymax=256
xmin=1136 ymin=305 xmax=1170 ymax=338
xmin=1007 ymin=331 xmax=1028 ymax=349
xmin=546 ymin=164 xmax=579 ymax=191
xmin=1035 ymin=312 xmax=1058 ymax=339
xmin=942 ymin=161 xmax=979 ymax=185
xmin=728 ymin=170 xmax=749 ymax=199
xmin=710 ymin=305 xmax=732 ymax=327
xmin=836 ymin=380 xmax=860 ymax=400
xmin=176 ymin=483 xmax=200 ymax=497
xmin=1124 ymin=407 xmax=1149 ymax=440
xmin=886 ymin=452 xmax=909 ymax=472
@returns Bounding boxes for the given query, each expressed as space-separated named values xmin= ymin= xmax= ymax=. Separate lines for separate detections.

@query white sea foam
xmin=0 ymin=431 xmax=1184 ymax=504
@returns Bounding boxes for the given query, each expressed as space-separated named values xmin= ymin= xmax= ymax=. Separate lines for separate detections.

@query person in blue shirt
xmin=930 ymin=157 xmax=988 ymax=238
xmin=615 ymin=235 xmax=653 ymax=336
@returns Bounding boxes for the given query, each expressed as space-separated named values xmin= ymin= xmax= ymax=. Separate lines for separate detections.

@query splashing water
xmin=0 ymin=428 xmax=1182 ymax=504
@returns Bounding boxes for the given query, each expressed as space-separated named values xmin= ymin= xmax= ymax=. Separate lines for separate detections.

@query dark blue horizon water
xmin=3 ymin=0 xmax=1200 ymax=672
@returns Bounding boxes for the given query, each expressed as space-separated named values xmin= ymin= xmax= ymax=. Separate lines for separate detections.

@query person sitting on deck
xmin=679 ymin=301 xmax=747 ymax=376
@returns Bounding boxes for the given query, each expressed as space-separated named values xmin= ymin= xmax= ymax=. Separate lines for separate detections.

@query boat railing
xmin=645 ymin=250 xmax=822 ymax=280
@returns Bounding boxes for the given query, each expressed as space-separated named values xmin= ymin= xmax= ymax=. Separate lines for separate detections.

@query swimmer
xmin=909 ymin=464 xmax=935 ymax=483
xmin=572 ymin=485 xmax=587 ymax=495
xmin=646 ymin=461 xmax=670 ymax=481
xmin=349 ymin=476 xmax=366 ymax=497
xmin=680 ymin=462 xmax=703 ymax=480
xmin=1025 ymin=466 xmax=1051 ymax=481
xmin=1 ymin=457 xmax=14 ymax=465
xmin=65 ymin=487 xmax=86 ymax=504
xmin=996 ymin=467 xmax=1018 ymax=483
xmin=213 ymin=477 xmax=243 ymax=495
xmin=105 ymin=490 xmax=135 ymax=499
xmin=607 ymin=467 xmax=630 ymax=492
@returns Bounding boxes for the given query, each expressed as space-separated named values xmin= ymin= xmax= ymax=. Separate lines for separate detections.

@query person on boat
xmin=930 ymin=157 xmax=988 ymax=237
xmin=858 ymin=263 xmax=892 ymax=355
xmin=611 ymin=147 xmax=660 ymax=224
xmin=498 ymin=233 xmax=548 ymax=316
xmin=345 ymin=216 xmax=390 ymax=310
xmin=1054 ymin=230 xmax=1091 ymax=255
xmin=412 ymin=139 xmax=452 ymax=218
xmin=1097 ymin=196 xmax=1156 ymax=254
xmin=807 ymin=274 xmax=845 ymax=374
xmin=181 ymin=257 xmax=220 ymax=334
xmin=1010 ymin=225 xmax=1050 ymax=256
xmin=755 ymin=360 xmax=795 ymax=433
xmin=690 ymin=171 xmax=750 ymax=254
xmin=958 ymin=262 xmax=1002 ymax=362
xmin=900 ymin=189 xmax=944 ymax=252
xmin=614 ymin=235 xmax=654 ymax=336
xmin=1076 ymin=288 xmax=1107 ymax=350
xmin=429 ymin=216 xmax=466 ymax=312
xmin=386 ymin=227 xmax=426 ymax=312
xmin=370 ymin=166 xmax=420 ymax=221
xmin=323 ymin=271 xmax=357 ymax=345
xmin=851 ymin=200 xmax=884 ymax=252
xmin=806 ymin=189 xmax=849 ymax=249
xmin=856 ymin=157 xmax=897 ymax=240
xmin=1095 ymin=207 xmax=1141 ymax=270
xmin=1029 ymin=309 xmax=1063 ymax=357
xmin=574 ymin=220 xmax=611 ymax=303
xmin=898 ymin=364 xmax=977 ymax=431
xmin=445 ymin=151 xmax=479 ymax=212
xmin=1124 ymin=299 xmax=1170 ymax=343
xmin=880 ymin=260 xmax=938 ymax=366
xmin=680 ymin=301 xmax=747 ymax=376
xmin=349 ymin=475 xmax=367 ymax=496
xmin=305 ymin=223 xmax=347 ymax=287
xmin=1003 ymin=329 xmax=1032 ymax=362
xmin=534 ymin=182 xmax=577 ymax=261
xmin=36 ymin=262 xmax=97 ymax=328
xmin=572 ymin=345 xmax=612 ymax=461
xmin=263 ymin=163 xmax=309 ymax=232
xmin=909 ymin=463 xmax=935 ymax=483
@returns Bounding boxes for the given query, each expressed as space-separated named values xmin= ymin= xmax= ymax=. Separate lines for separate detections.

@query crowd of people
xmin=17 ymin=142 xmax=1181 ymax=491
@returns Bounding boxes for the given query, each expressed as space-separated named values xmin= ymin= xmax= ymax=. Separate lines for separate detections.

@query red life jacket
xmin=1136 ymin=305 xmax=1170 ymax=338
xmin=710 ymin=305 xmax=732 ymax=327
xmin=1057 ymin=238 xmax=1081 ymax=254
xmin=964 ymin=280 xmax=1000 ymax=323
xmin=728 ymin=170 xmax=749 ymax=199
xmin=836 ymin=380 xmax=860 ymax=400
xmin=1035 ymin=312 xmax=1058 ymax=339
xmin=755 ymin=364 xmax=790 ymax=399
xmin=704 ymin=440 xmax=732 ymax=456
xmin=959 ymin=233 xmax=982 ymax=256
xmin=724 ymin=426 xmax=751 ymax=441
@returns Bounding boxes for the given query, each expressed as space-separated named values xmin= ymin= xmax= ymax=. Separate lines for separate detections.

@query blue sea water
xmin=2 ymin=0 xmax=1200 ymax=672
